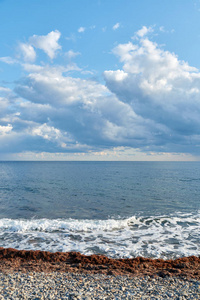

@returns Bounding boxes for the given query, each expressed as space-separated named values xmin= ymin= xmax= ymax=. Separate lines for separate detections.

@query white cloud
xmin=65 ymin=63 xmax=82 ymax=72
xmin=65 ymin=34 xmax=76 ymax=42
xmin=31 ymin=123 xmax=71 ymax=148
xmin=78 ymin=27 xmax=85 ymax=33
xmin=159 ymin=26 xmax=165 ymax=32
xmin=0 ymin=88 xmax=14 ymax=115
xmin=135 ymin=26 xmax=154 ymax=37
xmin=112 ymin=42 xmax=138 ymax=63
xmin=104 ymin=30 xmax=200 ymax=154
xmin=21 ymin=62 xmax=81 ymax=75
xmin=159 ymin=26 xmax=175 ymax=34
xmin=31 ymin=123 xmax=60 ymax=140
xmin=29 ymin=30 xmax=61 ymax=59
xmin=0 ymin=56 xmax=17 ymax=64
xmin=16 ymin=31 xmax=61 ymax=63
xmin=0 ymin=124 xmax=13 ymax=135
xmin=65 ymin=50 xmax=80 ymax=60
xmin=2 ymin=27 xmax=200 ymax=158
xmin=19 ymin=43 xmax=36 ymax=62
xmin=22 ymin=63 xmax=44 ymax=73
xmin=112 ymin=22 xmax=120 ymax=30
xmin=14 ymin=62 xmax=148 ymax=150
xmin=104 ymin=70 xmax=128 ymax=82
xmin=15 ymin=68 xmax=108 ymax=107
xmin=0 ymin=87 xmax=11 ymax=93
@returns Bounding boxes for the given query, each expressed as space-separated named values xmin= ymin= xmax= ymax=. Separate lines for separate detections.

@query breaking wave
xmin=0 ymin=212 xmax=199 ymax=259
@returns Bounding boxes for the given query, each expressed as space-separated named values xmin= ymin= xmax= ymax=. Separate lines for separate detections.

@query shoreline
xmin=0 ymin=247 xmax=199 ymax=280
xmin=0 ymin=248 xmax=199 ymax=299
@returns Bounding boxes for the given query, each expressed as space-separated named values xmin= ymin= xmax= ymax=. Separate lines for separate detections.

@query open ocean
xmin=0 ymin=161 xmax=199 ymax=259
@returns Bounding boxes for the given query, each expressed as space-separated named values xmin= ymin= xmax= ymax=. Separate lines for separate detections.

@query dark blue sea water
xmin=0 ymin=161 xmax=199 ymax=259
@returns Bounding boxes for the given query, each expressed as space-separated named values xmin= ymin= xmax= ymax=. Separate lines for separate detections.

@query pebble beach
xmin=0 ymin=271 xmax=200 ymax=300
xmin=0 ymin=248 xmax=199 ymax=299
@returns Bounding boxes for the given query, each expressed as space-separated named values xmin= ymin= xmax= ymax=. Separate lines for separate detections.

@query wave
xmin=0 ymin=212 xmax=199 ymax=259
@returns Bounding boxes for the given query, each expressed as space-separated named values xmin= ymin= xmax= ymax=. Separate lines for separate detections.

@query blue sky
xmin=1 ymin=0 xmax=200 ymax=160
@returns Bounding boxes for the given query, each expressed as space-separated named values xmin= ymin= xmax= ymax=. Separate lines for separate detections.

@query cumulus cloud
xmin=65 ymin=50 xmax=80 ymax=60
xmin=104 ymin=34 xmax=200 ymax=153
xmin=135 ymin=26 xmax=154 ymax=38
xmin=15 ymin=68 xmax=108 ymax=107
xmin=0 ymin=124 xmax=12 ymax=135
xmin=31 ymin=123 xmax=73 ymax=149
xmin=1 ymin=27 xmax=200 ymax=156
xmin=0 ymin=87 xmax=16 ymax=117
xmin=12 ymin=60 xmax=150 ymax=151
xmin=19 ymin=43 xmax=36 ymax=62
xmin=78 ymin=27 xmax=85 ymax=33
xmin=16 ymin=30 xmax=61 ymax=62
xmin=112 ymin=22 xmax=120 ymax=30
xmin=29 ymin=30 xmax=61 ymax=59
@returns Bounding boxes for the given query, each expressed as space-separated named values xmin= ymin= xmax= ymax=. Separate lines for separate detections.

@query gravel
xmin=0 ymin=272 xmax=199 ymax=299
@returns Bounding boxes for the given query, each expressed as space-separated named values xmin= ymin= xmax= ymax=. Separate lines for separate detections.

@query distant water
xmin=0 ymin=161 xmax=199 ymax=259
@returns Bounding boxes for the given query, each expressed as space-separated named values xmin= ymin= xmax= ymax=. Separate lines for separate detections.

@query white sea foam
xmin=0 ymin=212 xmax=199 ymax=259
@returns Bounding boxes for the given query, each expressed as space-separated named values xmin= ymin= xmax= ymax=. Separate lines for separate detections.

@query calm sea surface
xmin=0 ymin=161 xmax=199 ymax=259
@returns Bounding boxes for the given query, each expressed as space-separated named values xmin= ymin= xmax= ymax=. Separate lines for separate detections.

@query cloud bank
xmin=0 ymin=28 xmax=200 ymax=158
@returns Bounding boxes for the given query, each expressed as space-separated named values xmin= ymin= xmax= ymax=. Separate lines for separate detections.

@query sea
xmin=0 ymin=161 xmax=199 ymax=259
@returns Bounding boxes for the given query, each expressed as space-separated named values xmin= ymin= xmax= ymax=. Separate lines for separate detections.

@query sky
xmin=1 ymin=0 xmax=200 ymax=161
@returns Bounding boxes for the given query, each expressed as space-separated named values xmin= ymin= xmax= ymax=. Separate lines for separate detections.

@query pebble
xmin=0 ymin=272 xmax=199 ymax=299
